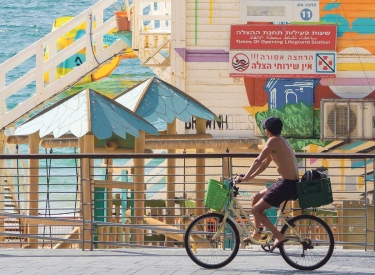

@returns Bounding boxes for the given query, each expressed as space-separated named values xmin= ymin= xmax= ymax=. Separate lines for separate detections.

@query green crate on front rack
xmin=297 ymin=178 xmax=333 ymax=209
xmin=204 ymin=179 xmax=229 ymax=211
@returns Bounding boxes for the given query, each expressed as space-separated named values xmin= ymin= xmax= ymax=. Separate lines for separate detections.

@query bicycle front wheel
xmin=279 ymin=214 xmax=334 ymax=270
xmin=184 ymin=212 xmax=240 ymax=269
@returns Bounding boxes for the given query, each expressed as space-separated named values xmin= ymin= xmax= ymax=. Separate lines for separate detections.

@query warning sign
xmin=229 ymin=50 xmax=336 ymax=78
xmin=232 ymin=53 xmax=250 ymax=72
xmin=316 ymin=53 xmax=336 ymax=73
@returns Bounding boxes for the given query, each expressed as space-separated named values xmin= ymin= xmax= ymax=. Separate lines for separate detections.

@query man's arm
xmin=250 ymin=156 xmax=272 ymax=178
xmin=238 ymin=138 xmax=275 ymax=182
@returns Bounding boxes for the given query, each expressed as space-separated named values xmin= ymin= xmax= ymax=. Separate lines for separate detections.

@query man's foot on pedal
xmin=269 ymin=238 xmax=289 ymax=253
xmin=244 ymin=232 xmax=262 ymax=244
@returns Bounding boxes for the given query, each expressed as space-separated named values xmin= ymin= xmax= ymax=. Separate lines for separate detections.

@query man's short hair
xmin=261 ymin=116 xmax=283 ymax=135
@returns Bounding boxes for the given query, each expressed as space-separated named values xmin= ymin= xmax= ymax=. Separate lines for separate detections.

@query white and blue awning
xmin=14 ymin=88 xmax=159 ymax=139
xmin=113 ymin=77 xmax=217 ymax=124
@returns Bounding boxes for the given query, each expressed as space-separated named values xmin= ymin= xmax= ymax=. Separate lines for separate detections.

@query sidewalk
xmin=0 ymin=248 xmax=374 ymax=275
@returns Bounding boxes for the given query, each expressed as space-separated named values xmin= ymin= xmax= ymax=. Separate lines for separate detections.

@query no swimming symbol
xmin=316 ymin=53 xmax=335 ymax=73
xmin=232 ymin=53 xmax=249 ymax=72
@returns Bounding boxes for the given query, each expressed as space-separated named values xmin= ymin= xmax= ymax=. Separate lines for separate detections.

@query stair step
xmin=4 ymin=236 xmax=26 ymax=241
xmin=4 ymin=220 xmax=20 ymax=224
xmin=5 ymin=203 xmax=15 ymax=207
xmin=5 ymin=228 xmax=23 ymax=232
xmin=4 ymin=187 xmax=10 ymax=191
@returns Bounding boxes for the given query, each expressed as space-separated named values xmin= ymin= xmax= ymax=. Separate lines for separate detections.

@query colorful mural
xmin=242 ymin=0 xmax=375 ymax=192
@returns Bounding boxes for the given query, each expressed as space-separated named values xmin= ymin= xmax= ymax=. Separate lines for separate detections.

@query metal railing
xmin=0 ymin=152 xmax=374 ymax=250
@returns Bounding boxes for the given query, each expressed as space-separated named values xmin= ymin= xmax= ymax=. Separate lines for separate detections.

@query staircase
xmin=1 ymin=182 xmax=25 ymax=244
xmin=0 ymin=0 xmax=171 ymax=131
xmin=132 ymin=1 xmax=171 ymax=82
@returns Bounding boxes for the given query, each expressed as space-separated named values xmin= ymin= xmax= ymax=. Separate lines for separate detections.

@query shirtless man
xmin=234 ymin=116 xmax=299 ymax=252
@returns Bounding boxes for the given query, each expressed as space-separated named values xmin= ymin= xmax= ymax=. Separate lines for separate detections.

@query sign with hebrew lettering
xmin=239 ymin=0 xmax=320 ymax=23
xmin=230 ymin=25 xmax=337 ymax=51
xmin=229 ymin=51 xmax=336 ymax=78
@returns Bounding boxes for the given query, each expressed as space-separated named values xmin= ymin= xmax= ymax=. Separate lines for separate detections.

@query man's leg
xmin=250 ymin=188 xmax=267 ymax=240
xmin=252 ymin=198 xmax=286 ymax=243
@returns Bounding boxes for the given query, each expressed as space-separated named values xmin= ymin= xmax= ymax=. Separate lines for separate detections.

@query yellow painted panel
xmin=243 ymin=104 xmax=268 ymax=117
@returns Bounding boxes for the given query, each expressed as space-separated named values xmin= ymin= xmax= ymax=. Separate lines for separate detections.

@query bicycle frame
xmin=211 ymin=189 xmax=304 ymax=246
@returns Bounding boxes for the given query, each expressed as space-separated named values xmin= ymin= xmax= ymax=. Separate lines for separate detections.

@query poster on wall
xmin=229 ymin=50 xmax=337 ymax=78
xmin=239 ymin=0 xmax=320 ymax=23
xmin=230 ymin=25 xmax=337 ymax=51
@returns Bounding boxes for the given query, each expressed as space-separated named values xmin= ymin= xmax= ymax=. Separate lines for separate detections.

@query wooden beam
xmin=25 ymin=132 xmax=39 ymax=248
xmin=53 ymin=227 xmax=80 ymax=249
xmin=195 ymin=118 xmax=206 ymax=216
xmin=26 ymin=218 xmax=82 ymax=226
xmin=146 ymin=133 xmax=212 ymax=140
xmin=133 ymin=131 xmax=145 ymax=244
xmin=166 ymin=119 xmax=176 ymax=247
xmin=93 ymin=180 xmax=134 ymax=190
xmin=145 ymin=138 xmax=261 ymax=150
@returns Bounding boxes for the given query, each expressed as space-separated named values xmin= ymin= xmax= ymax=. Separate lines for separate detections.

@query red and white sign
xmin=230 ymin=25 xmax=337 ymax=51
xmin=229 ymin=50 xmax=336 ymax=78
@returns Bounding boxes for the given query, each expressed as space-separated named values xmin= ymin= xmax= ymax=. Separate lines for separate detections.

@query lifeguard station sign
xmin=229 ymin=24 xmax=337 ymax=78
xmin=239 ymin=0 xmax=320 ymax=23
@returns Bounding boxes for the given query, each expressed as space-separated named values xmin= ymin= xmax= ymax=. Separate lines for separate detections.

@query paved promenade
xmin=0 ymin=248 xmax=374 ymax=275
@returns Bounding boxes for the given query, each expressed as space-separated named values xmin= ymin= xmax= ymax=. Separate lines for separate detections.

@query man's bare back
xmin=267 ymin=136 xmax=299 ymax=180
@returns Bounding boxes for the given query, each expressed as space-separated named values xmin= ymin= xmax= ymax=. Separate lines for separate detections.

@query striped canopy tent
xmin=113 ymin=76 xmax=217 ymax=124
xmin=14 ymin=88 xmax=159 ymax=139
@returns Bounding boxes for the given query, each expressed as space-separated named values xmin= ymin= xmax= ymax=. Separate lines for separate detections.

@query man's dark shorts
xmin=263 ymin=178 xmax=299 ymax=207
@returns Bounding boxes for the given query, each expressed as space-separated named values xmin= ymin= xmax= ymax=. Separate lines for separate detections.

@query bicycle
xmin=184 ymin=177 xmax=335 ymax=270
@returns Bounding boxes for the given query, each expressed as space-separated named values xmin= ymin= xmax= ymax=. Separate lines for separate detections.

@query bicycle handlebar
xmin=229 ymin=174 xmax=245 ymax=197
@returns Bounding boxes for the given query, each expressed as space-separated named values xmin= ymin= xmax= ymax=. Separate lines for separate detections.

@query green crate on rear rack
xmin=297 ymin=178 xmax=333 ymax=209
xmin=204 ymin=179 xmax=229 ymax=211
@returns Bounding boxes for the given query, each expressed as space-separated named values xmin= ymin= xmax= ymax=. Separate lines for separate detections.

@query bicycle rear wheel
xmin=279 ymin=214 xmax=334 ymax=270
xmin=184 ymin=212 xmax=240 ymax=269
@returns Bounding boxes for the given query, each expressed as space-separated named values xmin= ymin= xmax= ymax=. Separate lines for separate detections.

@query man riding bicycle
xmin=234 ymin=116 xmax=299 ymax=252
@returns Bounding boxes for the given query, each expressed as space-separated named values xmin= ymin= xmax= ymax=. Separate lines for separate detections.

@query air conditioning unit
xmin=321 ymin=100 xmax=375 ymax=139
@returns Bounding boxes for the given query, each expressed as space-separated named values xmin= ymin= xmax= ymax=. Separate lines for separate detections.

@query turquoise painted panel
xmin=89 ymin=89 xmax=159 ymax=138
xmin=322 ymin=3 xmax=341 ymax=10
xmin=320 ymin=14 xmax=351 ymax=37
xmin=341 ymin=141 xmax=366 ymax=151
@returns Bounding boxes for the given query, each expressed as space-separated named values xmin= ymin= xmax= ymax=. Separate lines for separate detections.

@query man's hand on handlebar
xmin=233 ymin=174 xmax=245 ymax=185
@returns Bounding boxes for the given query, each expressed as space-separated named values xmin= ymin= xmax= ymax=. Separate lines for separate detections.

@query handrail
xmin=0 ymin=0 xmax=120 ymax=129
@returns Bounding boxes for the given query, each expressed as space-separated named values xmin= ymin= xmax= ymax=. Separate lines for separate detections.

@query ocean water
xmin=0 ymin=0 xmax=164 ymax=215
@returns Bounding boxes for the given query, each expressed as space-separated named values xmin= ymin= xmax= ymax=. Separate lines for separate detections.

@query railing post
xmin=0 ymin=130 xmax=5 ymax=242
xmin=80 ymin=134 xmax=94 ymax=250
xmin=195 ymin=118 xmax=206 ymax=216
xmin=166 ymin=119 xmax=176 ymax=247
xmin=365 ymin=157 xmax=368 ymax=251
xmin=0 ymin=70 xmax=5 ymax=116
xmin=134 ymin=131 xmax=145 ymax=244
xmin=94 ymin=8 xmax=104 ymax=52
xmin=47 ymin=39 xmax=57 ymax=85
xmin=36 ymin=41 xmax=44 ymax=104
xmin=24 ymin=132 xmax=40 ymax=248
xmin=373 ymin=158 xmax=375 ymax=251
xmin=86 ymin=10 xmax=95 ymax=72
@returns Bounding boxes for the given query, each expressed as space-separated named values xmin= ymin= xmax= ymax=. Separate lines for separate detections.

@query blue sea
xmin=0 ymin=0 xmax=165 ymax=215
